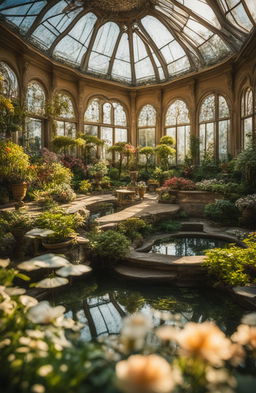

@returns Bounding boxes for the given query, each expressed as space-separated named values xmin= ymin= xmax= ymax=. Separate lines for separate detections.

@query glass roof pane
xmin=32 ymin=1 xmax=83 ymax=49
xmin=199 ymin=34 xmax=230 ymax=63
xmin=88 ymin=22 xmax=119 ymax=74
xmin=53 ymin=13 xmax=97 ymax=66
xmin=112 ymin=33 xmax=132 ymax=82
xmin=142 ymin=15 xmax=174 ymax=48
xmin=0 ymin=1 xmax=46 ymax=34
xmin=176 ymin=0 xmax=221 ymax=29
xmin=133 ymin=33 xmax=155 ymax=81
xmin=0 ymin=0 xmax=255 ymax=86
xmin=245 ymin=0 xmax=256 ymax=20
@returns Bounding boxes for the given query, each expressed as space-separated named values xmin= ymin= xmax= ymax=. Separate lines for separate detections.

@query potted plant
xmin=235 ymin=194 xmax=256 ymax=227
xmin=136 ymin=181 xmax=147 ymax=199
xmin=0 ymin=210 xmax=34 ymax=241
xmin=35 ymin=209 xmax=84 ymax=250
xmin=0 ymin=141 xmax=35 ymax=202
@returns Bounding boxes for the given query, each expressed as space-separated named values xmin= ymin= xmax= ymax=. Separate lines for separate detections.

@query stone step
xmin=115 ymin=265 xmax=177 ymax=282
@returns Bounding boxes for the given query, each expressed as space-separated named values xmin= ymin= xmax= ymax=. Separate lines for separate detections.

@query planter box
xmin=177 ymin=190 xmax=222 ymax=216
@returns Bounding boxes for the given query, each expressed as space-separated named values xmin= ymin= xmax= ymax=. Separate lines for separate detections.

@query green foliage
xmin=79 ymin=179 xmax=92 ymax=194
xmin=196 ymin=180 xmax=247 ymax=201
xmin=139 ymin=146 xmax=155 ymax=171
xmin=189 ymin=135 xmax=200 ymax=163
xmin=0 ymin=141 xmax=34 ymax=183
xmin=0 ymin=211 xmax=34 ymax=235
xmin=108 ymin=167 xmax=119 ymax=180
xmin=152 ymin=167 xmax=175 ymax=184
xmin=204 ymin=234 xmax=256 ymax=286
xmin=118 ymin=218 xmax=152 ymax=241
xmin=234 ymin=148 xmax=256 ymax=187
xmin=33 ymin=183 xmax=76 ymax=204
xmin=89 ymin=230 xmax=130 ymax=261
xmin=204 ymin=200 xmax=239 ymax=224
xmin=155 ymin=144 xmax=176 ymax=171
xmin=154 ymin=219 xmax=181 ymax=233
xmin=88 ymin=161 xmax=108 ymax=176
xmin=51 ymin=136 xmax=77 ymax=153
xmin=36 ymin=209 xmax=84 ymax=241
xmin=159 ymin=135 xmax=175 ymax=146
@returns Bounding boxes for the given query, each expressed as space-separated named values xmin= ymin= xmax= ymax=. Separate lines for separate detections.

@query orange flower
xmin=177 ymin=322 xmax=232 ymax=366
xmin=232 ymin=324 xmax=256 ymax=350
xmin=116 ymin=354 xmax=176 ymax=393
xmin=5 ymin=147 xmax=11 ymax=153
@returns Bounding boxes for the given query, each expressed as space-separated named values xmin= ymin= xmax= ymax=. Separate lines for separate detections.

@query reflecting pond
xmin=52 ymin=276 xmax=246 ymax=342
xmin=150 ymin=235 xmax=232 ymax=256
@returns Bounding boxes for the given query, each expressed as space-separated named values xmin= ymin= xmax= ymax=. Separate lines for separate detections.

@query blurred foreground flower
xmin=120 ymin=313 xmax=152 ymax=352
xmin=27 ymin=301 xmax=65 ymax=324
xmin=232 ymin=324 xmax=256 ymax=350
xmin=116 ymin=354 xmax=177 ymax=393
xmin=177 ymin=322 xmax=232 ymax=366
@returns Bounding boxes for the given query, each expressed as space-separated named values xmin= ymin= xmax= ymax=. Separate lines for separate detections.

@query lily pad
xmin=56 ymin=264 xmax=92 ymax=277
xmin=35 ymin=277 xmax=69 ymax=289
xmin=18 ymin=253 xmax=70 ymax=271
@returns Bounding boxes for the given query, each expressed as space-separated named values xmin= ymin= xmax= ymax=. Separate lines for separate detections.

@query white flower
xmin=120 ymin=313 xmax=152 ymax=352
xmin=19 ymin=295 xmax=38 ymax=309
xmin=0 ymin=338 xmax=11 ymax=348
xmin=55 ymin=316 xmax=83 ymax=331
xmin=4 ymin=287 xmax=26 ymax=296
xmin=31 ymin=384 xmax=45 ymax=393
xmin=156 ymin=325 xmax=179 ymax=342
xmin=27 ymin=301 xmax=65 ymax=324
xmin=232 ymin=324 xmax=256 ymax=349
xmin=37 ymin=364 xmax=53 ymax=377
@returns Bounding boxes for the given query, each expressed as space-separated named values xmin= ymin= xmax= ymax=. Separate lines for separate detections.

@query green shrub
xmin=204 ymin=234 xmax=256 ymax=286
xmin=89 ymin=230 xmax=130 ymax=261
xmin=204 ymin=200 xmax=239 ymax=224
xmin=118 ymin=218 xmax=152 ymax=241
xmin=0 ymin=211 xmax=34 ymax=235
xmin=108 ymin=167 xmax=119 ymax=180
xmin=234 ymin=148 xmax=256 ymax=186
xmin=33 ymin=183 xmax=76 ymax=204
xmin=79 ymin=180 xmax=92 ymax=194
xmin=36 ymin=209 xmax=84 ymax=241
xmin=154 ymin=220 xmax=181 ymax=233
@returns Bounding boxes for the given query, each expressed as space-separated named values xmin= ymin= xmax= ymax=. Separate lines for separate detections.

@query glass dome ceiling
xmin=0 ymin=0 xmax=255 ymax=86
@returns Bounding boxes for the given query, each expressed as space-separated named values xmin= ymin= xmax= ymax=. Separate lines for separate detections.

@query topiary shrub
xmin=79 ymin=180 xmax=92 ymax=194
xmin=204 ymin=200 xmax=239 ymax=225
xmin=118 ymin=218 xmax=152 ymax=241
xmin=89 ymin=230 xmax=130 ymax=263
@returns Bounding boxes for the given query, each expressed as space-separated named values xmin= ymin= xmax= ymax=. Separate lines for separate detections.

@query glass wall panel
xmin=138 ymin=128 xmax=155 ymax=147
xmin=25 ymin=117 xmax=42 ymax=154
xmin=0 ymin=61 xmax=18 ymax=98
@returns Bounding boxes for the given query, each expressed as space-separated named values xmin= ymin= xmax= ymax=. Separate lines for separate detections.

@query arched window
xmin=165 ymin=100 xmax=190 ymax=163
xmin=0 ymin=61 xmax=18 ymax=99
xmin=241 ymin=88 xmax=254 ymax=149
xmin=25 ymin=81 xmax=46 ymax=154
xmin=138 ymin=105 xmax=156 ymax=147
xmin=54 ymin=92 xmax=76 ymax=138
xmin=84 ymin=98 xmax=128 ymax=160
xmin=199 ymin=94 xmax=230 ymax=161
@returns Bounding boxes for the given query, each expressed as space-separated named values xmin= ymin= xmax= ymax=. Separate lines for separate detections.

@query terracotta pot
xmin=42 ymin=238 xmax=73 ymax=250
xmin=11 ymin=182 xmax=27 ymax=202
xmin=138 ymin=188 xmax=146 ymax=199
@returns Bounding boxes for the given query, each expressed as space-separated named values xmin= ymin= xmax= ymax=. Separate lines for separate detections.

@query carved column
xmin=129 ymin=90 xmax=137 ymax=146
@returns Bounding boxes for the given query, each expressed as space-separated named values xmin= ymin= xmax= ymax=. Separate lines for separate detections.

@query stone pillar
xmin=129 ymin=91 xmax=137 ymax=146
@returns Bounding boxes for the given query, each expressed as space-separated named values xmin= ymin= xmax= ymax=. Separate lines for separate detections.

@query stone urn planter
xmin=11 ymin=182 xmax=28 ymax=202
xmin=129 ymin=170 xmax=138 ymax=183
xmin=42 ymin=238 xmax=74 ymax=250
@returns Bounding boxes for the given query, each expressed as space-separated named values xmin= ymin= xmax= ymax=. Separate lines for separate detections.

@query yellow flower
xmin=232 ymin=324 xmax=256 ymax=350
xmin=116 ymin=354 xmax=176 ymax=393
xmin=177 ymin=322 xmax=232 ymax=366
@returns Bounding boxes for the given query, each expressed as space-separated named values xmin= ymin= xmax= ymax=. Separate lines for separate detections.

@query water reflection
xmin=53 ymin=278 xmax=245 ymax=341
xmin=150 ymin=236 xmax=231 ymax=256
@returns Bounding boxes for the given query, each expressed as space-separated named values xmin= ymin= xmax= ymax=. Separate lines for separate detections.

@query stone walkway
xmin=97 ymin=193 xmax=180 ymax=225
